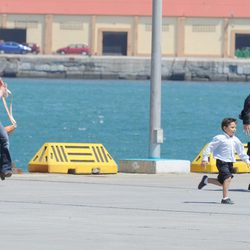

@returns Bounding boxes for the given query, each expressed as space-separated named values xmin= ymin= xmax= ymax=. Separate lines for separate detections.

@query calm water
xmin=2 ymin=78 xmax=250 ymax=172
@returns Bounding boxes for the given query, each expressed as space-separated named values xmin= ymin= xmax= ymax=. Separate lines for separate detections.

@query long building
xmin=0 ymin=0 xmax=250 ymax=57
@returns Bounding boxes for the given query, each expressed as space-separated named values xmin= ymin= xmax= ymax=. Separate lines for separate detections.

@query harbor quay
xmin=1 ymin=172 xmax=250 ymax=250
xmin=1 ymin=54 xmax=250 ymax=82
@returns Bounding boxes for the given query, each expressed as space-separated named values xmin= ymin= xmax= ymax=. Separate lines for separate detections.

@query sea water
xmin=2 ymin=78 xmax=250 ymax=172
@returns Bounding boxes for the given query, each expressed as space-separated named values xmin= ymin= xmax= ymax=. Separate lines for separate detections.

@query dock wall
xmin=0 ymin=55 xmax=250 ymax=81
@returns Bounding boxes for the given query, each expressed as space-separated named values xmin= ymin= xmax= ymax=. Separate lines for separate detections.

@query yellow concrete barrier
xmin=28 ymin=142 xmax=118 ymax=174
xmin=191 ymin=143 xmax=250 ymax=173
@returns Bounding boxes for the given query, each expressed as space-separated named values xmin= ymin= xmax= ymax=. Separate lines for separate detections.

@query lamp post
xmin=149 ymin=0 xmax=163 ymax=158
xmin=117 ymin=0 xmax=190 ymax=174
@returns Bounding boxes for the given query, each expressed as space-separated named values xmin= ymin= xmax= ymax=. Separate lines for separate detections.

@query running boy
xmin=198 ymin=118 xmax=250 ymax=204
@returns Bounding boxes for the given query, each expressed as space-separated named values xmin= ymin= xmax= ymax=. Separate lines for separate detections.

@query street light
xmin=149 ymin=0 xmax=163 ymax=158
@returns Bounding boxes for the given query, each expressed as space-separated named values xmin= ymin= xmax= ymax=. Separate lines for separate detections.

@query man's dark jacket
xmin=240 ymin=94 xmax=250 ymax=125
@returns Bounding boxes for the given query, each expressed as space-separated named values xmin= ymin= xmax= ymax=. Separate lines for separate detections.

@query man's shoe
xmin=198 ymin=175 xmax=208 ymax=189
xmin=221 ymin=198 xmax=234 ymax=204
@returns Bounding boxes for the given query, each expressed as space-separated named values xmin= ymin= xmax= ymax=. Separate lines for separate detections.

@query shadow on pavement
xmin=183 ymin=201 xmax=220 ymax=204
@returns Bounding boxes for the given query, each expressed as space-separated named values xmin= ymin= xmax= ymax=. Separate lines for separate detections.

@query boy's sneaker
xmin=221 ymin=198 xmax=234 ymax=204
xmin=198 ymin=175 xmax=208 ymax=189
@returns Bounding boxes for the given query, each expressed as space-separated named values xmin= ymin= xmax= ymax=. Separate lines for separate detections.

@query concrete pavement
xmin=1 ymin=172 xmax=250 ymax=250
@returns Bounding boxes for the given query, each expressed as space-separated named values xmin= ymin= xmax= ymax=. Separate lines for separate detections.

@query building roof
xmin=0 ymin=0 xmax=249 ymax=18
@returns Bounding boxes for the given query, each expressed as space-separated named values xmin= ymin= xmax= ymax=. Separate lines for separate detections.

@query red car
xmin=56 ymin=43 xmax=91 ymax=55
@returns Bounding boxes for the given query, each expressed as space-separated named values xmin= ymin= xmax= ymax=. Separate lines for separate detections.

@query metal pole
xmin=149 ymin=0 xmax=163 ymax=158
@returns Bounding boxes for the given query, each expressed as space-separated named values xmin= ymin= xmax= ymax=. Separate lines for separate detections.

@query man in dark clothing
xmin=240 ymin=94 xmax=250 ymax=136
xmin=239 ymin=95 xmax=250 ymax=190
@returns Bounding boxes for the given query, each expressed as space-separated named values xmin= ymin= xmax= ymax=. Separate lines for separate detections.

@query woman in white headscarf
xmin=0 ymin=79 xmax=13 ymax=180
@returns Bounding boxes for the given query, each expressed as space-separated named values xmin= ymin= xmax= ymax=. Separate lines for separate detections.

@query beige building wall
xmin=52 ymin=15 xmax=90 ymax=53
xmin=162 ymin=18 xmax=176 ymax=56
xmin=0 ymin=14 xmax=8 ymax=29
xmin=137 ymin=17 xmax=151 ymax=56
xmin=2 ymin=13 xmax=250 ymax=58
xmin=184 ymin=18 xmax=223 ymax=57
xmin=137 ymin=17 xmax=177 ymax=56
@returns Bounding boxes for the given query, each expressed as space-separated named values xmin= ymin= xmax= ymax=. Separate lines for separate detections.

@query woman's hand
xmin=243 ymin=124 xmax=250 ymax=135
xmin=0 ymin=79 xmax=8 ymax=98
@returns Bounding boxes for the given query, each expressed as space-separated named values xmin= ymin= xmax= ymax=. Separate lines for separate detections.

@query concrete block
xmin=119 ymin=159 xmax=190 ymax=174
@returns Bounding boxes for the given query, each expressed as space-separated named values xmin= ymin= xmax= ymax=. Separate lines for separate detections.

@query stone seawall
xmin=0 ymin=54 xmax=250 ymax=81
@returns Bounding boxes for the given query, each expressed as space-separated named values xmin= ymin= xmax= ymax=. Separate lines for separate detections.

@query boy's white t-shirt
xmin=202 ymin=133 xmax=250 ymax=164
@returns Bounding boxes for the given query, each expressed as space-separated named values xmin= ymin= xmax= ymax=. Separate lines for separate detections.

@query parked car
xmin=23 ymin=42 xmax=40 ymax=54
xmin=56 ymin=43 xmax=91 ymax=55
xmin=0 ymin=41 xmax=31 ymax=54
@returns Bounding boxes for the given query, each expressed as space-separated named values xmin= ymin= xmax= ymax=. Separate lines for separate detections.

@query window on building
xmin=0 ymin=28 xmax=26 ymax=43
xmin=235 ymin=33 xmax=250 ymax=58
xmin=145 ymin=24 xmax=169 ymax=32
xmin=145 ymin=24 xmax=151 ymax=32
xmin=162 ymin=25 xmax=169 ymax=32
xmin=15 ymin=21 xmax=38 ymax=29
xmin=102 ymin=32 xmax=127 ymax=56
xmin=192 ymin=25 xmax=216 ymax=32
xmin=60 ymin=22 xmax=83 ymax=30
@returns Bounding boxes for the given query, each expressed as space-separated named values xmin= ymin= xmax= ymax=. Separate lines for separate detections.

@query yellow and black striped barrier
xmin=28 ymin=143 xmax=118 ymax=174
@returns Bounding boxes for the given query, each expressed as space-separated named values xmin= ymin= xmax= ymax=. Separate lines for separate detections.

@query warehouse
xmin=0 ymin=0 xmax=250 ymax=57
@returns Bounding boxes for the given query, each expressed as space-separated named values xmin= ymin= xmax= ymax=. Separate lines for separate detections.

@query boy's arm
xmin=201 ymin=137 xmax=220 ymax=166
xmin=235 ymin=140 xmax=250 ymax=165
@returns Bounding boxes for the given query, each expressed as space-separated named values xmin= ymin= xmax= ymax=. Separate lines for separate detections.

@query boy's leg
xmin=198 ymin=160 xmax=233 ymax=190
xmin=221 ymin=177 xmax=234 ymax=204
xmin=198 ymin=176 xmax=221 ymax=189
xmin=222 ymin=177 xmax=231 ymax=199
xmin=198 ymin=175 xmax=208 ymax=189
xmin=208 ymin=178 xmax=222 ymax=186
xmin=216 ymin=160 xmax=234 ymax=203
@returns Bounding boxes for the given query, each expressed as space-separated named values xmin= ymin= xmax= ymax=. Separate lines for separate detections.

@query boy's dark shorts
xmin=216 ymin=159 xmax=234 ymax=184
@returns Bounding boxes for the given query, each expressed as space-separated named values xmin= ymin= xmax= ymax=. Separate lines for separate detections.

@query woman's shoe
xmin=0 ymin=170 xmax=12 ymax=180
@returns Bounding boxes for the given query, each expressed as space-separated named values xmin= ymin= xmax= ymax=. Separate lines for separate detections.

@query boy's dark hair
xmin=221 ymin=118 xmax=237 ymax=131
